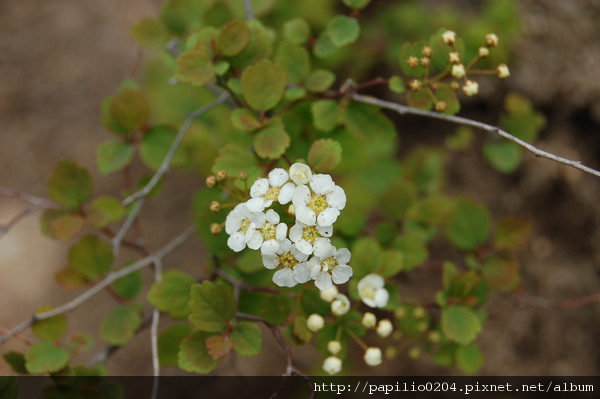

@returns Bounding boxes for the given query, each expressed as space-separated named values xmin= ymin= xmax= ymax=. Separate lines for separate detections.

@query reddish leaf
xmin=206 ymin=334 xmax=233 ymax=360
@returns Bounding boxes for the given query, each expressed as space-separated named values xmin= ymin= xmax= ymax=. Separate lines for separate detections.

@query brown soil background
xmin=1 ymin=0 xmax=599 ymax=376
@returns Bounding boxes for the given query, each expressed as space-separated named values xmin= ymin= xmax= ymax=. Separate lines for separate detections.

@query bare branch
xmin=0 ymin=225 xmax=196 ymax=346
xmin=350 ymin=93 xmax=600 ymax=179
xmin=0 ymin=186 xmax=61 ymax=209
xmin=513 ymin=292 xmax=600 ymax=310
xmin=111 ymin=198 xmax=145 ymax=256
xmin=242 ymin=0 xmax=255 ymax=20
xmin=0 ymin=206 xmax=38 ymax=238
xmin=150 ymin=258 xmax=162 ymax=399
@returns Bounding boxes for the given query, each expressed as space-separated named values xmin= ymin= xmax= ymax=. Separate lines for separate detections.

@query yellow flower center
xmin=279 ymin=252 xmax=298 ymax=269
xmin=260 ymin=223 xmax=277 ymax=240
xmin=308 ymin=194 xmax=328 ymax=214
xmin=240 ymin=218 xmax=251 ymax=233
xmin=264 ymin=186 xmax=281 ymax=201
xmin=301 ymin=225 xmax=320 ymax=244
xmin=320 ymin=257 xmax=337 ymax=272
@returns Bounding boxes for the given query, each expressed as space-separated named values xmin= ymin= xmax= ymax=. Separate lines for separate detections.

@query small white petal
xmin=293 ymin=264 xmax=312 ymax=283
xmin=332 ymin=264 xmax=353 ymax=284
xmin=261 ymin=239 xmax=279 ymax=254
xmin=246 ymin=197 xmax=266 ymax=213
xmin=327 ymin=186 xmax=346 ymax=210
xmin=250 ymin=212 xmax=267 ymax=227
xmin=292 ymin=184 xmax=311 ymax=207
xmin=317 ymin=224 xmax=333 ymax=237
xmin=296 ymin=239 xmax=313 ymax=255
xmin=268 ymin=168 xmax=289 ymax=187
xmin=295 ymin=206 xmax=316 ymax=226
xmin=278 ymin=182 xmax=295 ymax=204
xmin=247 ymin=232 xmax=263 ymax=250
xmin=275 ymin=223 xmax=287 ymax=241
xmin=375 ymin=288 xmax=390 ymax=308
xmin=313 ymin=238 xmax=332 ymax=257
xmin=335 ymin=248 xmax=352 ymax=265
xmin=317 ymin=207 xmax=340 ymax=226
xmin=265 ymin=209 xmax=280 ymax=224
xmin=225 ymin=214 xmax=241 ymax=235
xmin=310 ymin=174 xmax=335 ymax=194
xmin=273 ymin=268 xmax=297 ymax=287
xmin=250 ymin=178 xmax=269 ymax=198
xmin=314 ymin=272 xmax=333 ymax=291
xmin=262 ymin=253 xmax=278 ymax=269
xmin=289 ymin=223 xmax=303 ymax=242
xmin=227 ymin=233 xmax=246 ymax=252
xmin=289 ymin=163 xmax=312 ymax=185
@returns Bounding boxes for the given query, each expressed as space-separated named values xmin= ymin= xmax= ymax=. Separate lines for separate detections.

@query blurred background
xmin=1 ymin=0 xmax=599 ymax=376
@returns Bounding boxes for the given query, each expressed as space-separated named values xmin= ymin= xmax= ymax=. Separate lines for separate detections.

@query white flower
xmin=441 ymin=30 xmax=456 ymax=45
xmin=292 ymin=174 xmax=346 ymax=227
xmin=478 ymin=46 xmax=489 ymax=58
xmin=307 ymin=313 xmax=325 ymax=332
xmin=485 ymin=33 xmax=499 ymax=47
xmin=327 ymin=340 xmax=342 ymax=355
xmin=462 ymin=80 xmax=479 ymax=97
xmin=357 ymin=274 xmax=389 ymax=308
xmin=247 ymin=209 xmax=287 ymax=254
xmin=448 ymin=51 xmax=460 ymax=64
xmin=451 ymin=64 xmax=466 ymax=79
xmin=497 ymin=63 xmax=510 ymax=79
xmin=319 ymin=286 xmax=338 ymax=302
xmin=300 ymin=242 xmax=353 ymax=291
xmin=362 ymin=312 xmax=377 ymax=329
xmin=246 ymin=168 xmax=295 ymax=212
xmin=364 ymin=347 xmax=383 ymax=366
xmin=289 ymin=222 xmax=333 ymax=255
xmin=224 ymin=203 xmax=256 ymax=252
xmin=262 ymin=239 xmax=311 ymax=287
xmin=331 ymin=293 xmax=350 ymax=316
xmin=322 ymin=356 xmax=342 ymax=375
xmin=289 ymin=163 xmax=312 ymax=185
xmin=376 ymin=319 xmax=393 ymax=338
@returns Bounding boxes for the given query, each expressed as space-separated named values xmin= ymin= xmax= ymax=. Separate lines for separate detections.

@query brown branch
xmin=0 ymin=206 xmax=38 ymax=238
xmin=513 ymin=292 xmax=600 ymax=310
xmin=0 ymin=187 xmax=61 ymax=209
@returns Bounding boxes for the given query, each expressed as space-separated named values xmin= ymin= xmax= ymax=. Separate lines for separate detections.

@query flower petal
xmin=310 ymin=174 xmax=335 ymax=194
xmin=278 ymin=182 xmax=295 ymax=204
xmin=246 ymin=232 xmax=263 ymax=250
xmin=314 ymin=272 xmax=333 ymax=291
xmin=317 ymin=207 xmax=340 ymax=226
xmin=375 ymin=288 xmax=390 ymax=308
xmin=293 ymin=264 xmax=312 ymax=283
xmin=327 ymin=186 xmax=346 ymax=210
xmin=268 ymin=168 xmax=289 ymax=187
xmin=246 ymin=197 xmax=266 ymax=213
xmin=250 ymin=178 xmax=269 ymax=198
xmin=317 ymin=224 xmax=333 ymax=237
xmin=335 ymin=248 xmax=352 ymax=265
xmin=262 ymin=253 xmax=278 ymax=269
xmin=273 ymin=268 xmax=297 ymax=287
xmin=295 ymin=206 xmax=316 ymax=226
xmin=265 ymin=209 xmax=280 ymax=224
xmin=292 ymin=184 xmax=311 ymax=207
xmin=332 ymin=264 xmax=353 ymax=284
xmin=296 ymin=239 xmax=314 ymax=255
xmin=261 ymin=239 xmax=279 ymax=254
xmin=289 ymin=223 xmax=303 ymax=242
xmin=289 ymin=163 xmax=312 ymax=185
xmin=227 ymin=232 xmax=247 ymax=252
xmin=314 ymin=240 xmax=334 ymax=258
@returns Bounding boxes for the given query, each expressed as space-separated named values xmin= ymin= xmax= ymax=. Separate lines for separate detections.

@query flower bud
xmin=441 ymin=30 xmax=457 ymax=45
xmin=408 ymin=346 xmax=421 ymax=359
xmin=364 ymin=347 xmax=383 ymax=366
xmin=319 ymin=286 xmax=338 ymax=302
xmin=331 ymin=294 xmax=350 ymax=316
xmin=289 ymin=163 xmax=312 ymax=185
xmin=209 ymin=201 xmax=221 ymax=213
xmin=216 ymin=170 xmax=227 ymax=181
xmin=427 ymin=330 xmax=441 ymax=344
xmin=408 ymin=79 xmax=421 ymax=91
xmin=417 ymin=321 xmax=428 ymax=333
xmin=406 ymin=56 xmax=419 ymax=68
xmin=327 ymin=340 xmax=342 ymax=355
xmin=362 ymin=312 xmax=377 ymax=328
xmin=307 ymin=313 xmax=325 ymax=332
xmin=394 ymin=307 xmax=406 ymax=319
xmin=323 ymin=356 xmax=342 ymax=375
xmin=435 ymin=101 xmax=447 ymax=112
xmin=238 ymin=171 xmax=248 ymax=181
xmin=448 ymin=51 xmax=461 ymax=64
xmin=462 ymin=80 xmax=479 ymax=97
xmin=287 ymin=204 xmax=296 ymax=217
xmin=376 ymin=319 xmax=393 ymax=338
xmin=478 ymin=46 xmax=489 ymax=58
xmin=421 ymin=46 xmax=433 ymax=57
xmin=210 ymin=223 xmax=222 ymax=235
xmin=451 ymin=64 xmax=466 ymax=79
xmin=497 ymin=63 xmax=510 ymax=79
xmin=485 ymin=33 xmax=499 ymax=47
xmin=413 ymin=306 xmax=426 ymax=319
xmin=205 ymin=175 xmax=217 ymax=188
xmin=385 ymin=346 xmax=399 ymax=359
xmin=450 ymin=81 xmax=460 ymax=91
xmin=392 ymin=330 xmax=403 ymax=341
xmin=420 ymin=57 xmax=431 ymax=67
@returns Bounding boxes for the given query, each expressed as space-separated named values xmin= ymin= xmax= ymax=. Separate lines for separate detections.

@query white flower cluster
xmin=225 ymin=163 xmax=352 ymax=291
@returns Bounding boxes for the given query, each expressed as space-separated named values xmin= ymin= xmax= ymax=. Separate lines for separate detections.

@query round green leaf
xmin=388 ymin=75 xmax=405 ymax=93
xmin=379 ymin=249 xmax=404 ymax=277
xmin=445 ymin=198 xmax=491 ymax=252
xmin=48 ymin=213 xmax=85 ymax=242
xmin=241 ymin=59 xmax=286 ymax=111
xmin=218 ymin=19 xmax=250 ymax=56
xmin=275 ymin=42 xmax=310 ymax=83
xmin=326 ymin=15 xmax=360 ymax=47
xmin=494 ymin=216 xmax=532 ymax=250
xmin=313 ymin=31 xmax=337 ymax=58
xmin=407 ymin=89 xmax=434 ymax=110
xmin=175 ymin=47 xmax=215 ymax=86
xmin=231 ymin=322 xmax=262 ymax=357
xmin=343 ymin=0 xmax=371 ymax=10
xmin=3 ymin=353 xmax=28 ymax=375
xmin=25 ymin=343 xmax=69 ymax=374
xmin=483 ymin=140 xmax=522 ymax=174
xmin=391 ymin=234 xmax=428 ymax=270
xmin=87 ymin=196 xmax=126 ymax=228
xmin=311 ymin=100 xmax=340 ymax=132
xmin=206 ymin=334 xmax=233 ymax=360
xmin=178 ymin=331 xmax=221 ymax=374
xmin=435 ymin=85 xmax=461 ymax=115
xmin=96 ymin=140 xmax=135 ymax=175
xmin=307 ymin=138 xmax=342 ymax=172
xmin=108 ymin=88 xmax=150 ymax=134
xmin=230 ymin=108 xmax=261 ymax=131
xmin=351 ymin=237 xmax=383 ymax=279
xmin=456 ymin=343 xmax=484 ymax=375
xmin=31 ymin=305 xmax=68 ymax=342
xmin=441 ymin=306 xmax=482 ymax=345
xmin=253 ymin=125 xmax=290 ymax=159
xmin=100 ymin=304 xmax=143 ymax=346
xmin=112 ymin=269 xmax=143 ymax=300
xmin=47 ymin=159 xmax=93 ymax=210
xmin=482 ymin=253 xmax=520 ymax=292
xmin=188 ymin=281 xmax=236 ymax=332
xmin=148 ymin=270 xmax=197 ymax=319
xmin=68 ymin=234 xmax=113 ymax=280
xmin=305 ymin=69 xmax=336 ymax=93
xmin=140 ymin=125 xmax=187 ymax=171
xmin=158 ymin=325 xmax=192 ymax=367
xmin=283 ymin=18 xmax=310 ymax=45
xmin=130 ymin=18 xmax=168 ymax=48
xmin=258 ymin=294 xmax=292 ymax=325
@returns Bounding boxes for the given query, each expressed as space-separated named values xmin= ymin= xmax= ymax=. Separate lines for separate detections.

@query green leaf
xmin=231 ymin=322 xmax=262 ymax=356
xmin=188 ymin=280 xmax=236 ymax=332
xmin=441 ymin=306 xmax=482 ymax=345
xmin=0 ymin=377 xmax=18 ymax=399
xmin=407 ymin=89 xmax=434 ymax=110
xmin=112 ymin=269 xmax=143 ymax=300
xmin=68 ymin=235 xmax=113 ymax=280
xmin=158 ymin=325 xmax=192 ymax=367
xmin=399 ymin=41 xmax=426 ymax=78
xmin=305 ymin=69 xmax=336 ymax=93
xmin=96 ymin=140 xmax=135 ymax=175
xmin=429 ymin=28 xmax=465 ymax=71
xmin=178 ymin=331 xmax=221 ymax=374
xmin=218 ymin=20 xmax=250 ymax=56
xmin=87 ymin=196 xmax=125 ymax=228
xmin=54 ymin=266 xmax=88 ymax=290
xmin=351 ymin=237 xmax=383 ymax=279
xmin=343 ymin=0 xmax=371 ymax=10
xmin=483 ymin=140 xmax=522 ymax=173
xmin=107 ymin=88 xmax=150 ymax=134
xmin=326 ymin=15 xmax=360 ymax=47
xmin=253 ymin=124 xmax=290 ymax=159
xmin=227 ymin=20 xmax=274 ymax=69
xmin=482 ymin=253 xmax=520 ymax=292
xmin=31 ymin=305 xmax=68 ymax=342
xmin=456 ymin=343 xmax=484 ymax=375
xmin=391 ymin=235 xmax=428 ymax=270
xmin=435 ymin=85 xmax=461 ymax=115
xmin=174 ymin=47 xmax=215 ymax=86
xmin=3 ymin=352 xmax=28 ymax=375
xmin=25 ymin=343 xmax=69 ymax=374
xmin=283 ymin=18 xmax=310 ymax=45
xmin=206 ymin=334 xmax=234 ymax=360
xmin=48 ymin=159 xmax=93 ymax=210
xmin=241 ymin=59 xmax=286 ymax=111
xmin=308 ymin=139 xmax=342 ymax=173
xmin=258 ymin=293 xmax=292 ymax=325
xmin=494 ymin=216 xmax=532 ymax=250
xmin=292 ymin=315 xmax=313 ymax=343
xmin=148 ymin=270 xmax=196 ymax=319
xmin=300 ymin=288 xmax=330 ymax=316
xmin=379 ymin=249 xmax=404 ymax=277
xmin=140 ymin=125 xmax=186 ymax=171
xmin=47 ymin=213 xmax=85 ymax=242
xmin=313 ymin=31 xmax=337 ymax=58
xmin=230 ymin=108 xmax=261 ymax=131
xmin=66 ymin=332 xmax=94 ymax=353
xmin=388 ymin=75 xmax=405 ymax=93
xmin=212 ymin=144 xmax=261 ymax=180
xmin=275 ymin=42 xmax=310 ymax=83
xmin=100 ymin=304 xmax=143 ymax=346
xmin=445 ymin=198 xmax=491 ymax=252
xmin=311 ymin=100 xmax=340 ymax=133
xmin=130 ymin=18 xmax=168 ymax=48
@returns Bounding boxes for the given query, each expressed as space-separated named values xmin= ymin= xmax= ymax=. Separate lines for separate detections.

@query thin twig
xmin=513 ymin=292 xmax=600 ymax=310
xmin=242 ymin=0 xmax=255 ymax=20
xmin=0 ymin=187 xmax=61 ymax=209
xmin=350 ymin=93 xmax=600 ymax=179
xmin=111 ymin=198 xmax=145 ymax=256
xmin=0 ymin=225 xmax=196 ymax=346
xmin=150 ymin=258 xmax=162 ymax=399
xmin=0 ymin=206 xmax=38 ymax=238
